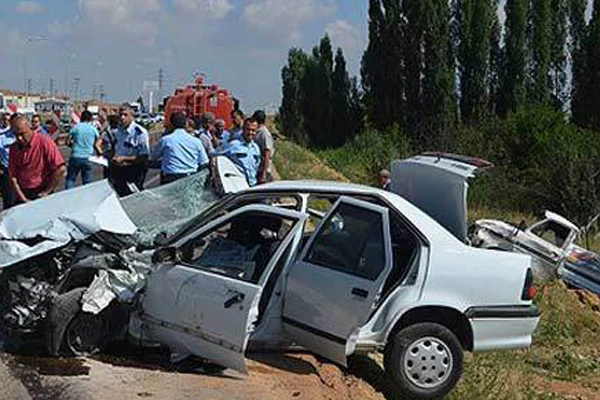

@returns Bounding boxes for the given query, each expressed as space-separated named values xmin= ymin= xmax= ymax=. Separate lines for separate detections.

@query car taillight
xmin=521 ymin=268 xmax=536 ymax=300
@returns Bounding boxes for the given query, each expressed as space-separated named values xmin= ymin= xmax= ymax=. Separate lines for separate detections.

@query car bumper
xmin=466 ymin=305 xmax=541 ymax=351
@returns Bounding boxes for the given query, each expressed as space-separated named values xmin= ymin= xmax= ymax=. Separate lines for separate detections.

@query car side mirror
xmin=152 ymin=247 xmax=180 ymax=264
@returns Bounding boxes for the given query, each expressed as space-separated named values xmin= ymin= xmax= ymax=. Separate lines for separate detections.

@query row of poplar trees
xmin=364 ymin=0 xmax=600 ymax=142
xmin=279 ymin=0 xmax=600 ymax=149
xmin=279 ymin=36 xmax=364 ymax=148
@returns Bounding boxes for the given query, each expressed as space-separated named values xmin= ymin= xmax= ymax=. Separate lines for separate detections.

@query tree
xmin=498 ymin=0 xmax=528 ymax=116
xmin=403 ymin=0 xmax=425 ymax=132
xmin=420 ymin=0 xmax=457 ymax=144
xmin=348 ymin=77 xmax=365 ymax=139
xmin=569 ymin=0 xmax=587 ymax=125
xmin=528 ymin=0 xmax=552 ymax=106
xmin=300 ymin=35 xmax=334 ymax=148
xmin=331 ymin=48 xmax=351 ymax=147
xmin=279 ymin=48 xmax=310 ymax=145
xmin=489 ymin=3 xmax=502 ymax=115
xmin=457 ymin=0 xmax=494 ymax=123
xmin=578 ymin=0 xmax=600 ymax=130
xmin=361 ymin=0 xmax=404 ymax=130
xmin=550 ymin=0 xmax=569 ymax=109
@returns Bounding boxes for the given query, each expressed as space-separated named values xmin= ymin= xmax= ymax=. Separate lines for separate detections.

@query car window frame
xmin=301 ymin=197 xmax=391 ymax=282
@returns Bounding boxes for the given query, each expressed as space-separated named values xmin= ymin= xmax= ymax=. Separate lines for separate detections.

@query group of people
xmin=153 ymin=108 xmax=274 ymax=187
xmin=0 ymin=105 xmax=275 ymax=209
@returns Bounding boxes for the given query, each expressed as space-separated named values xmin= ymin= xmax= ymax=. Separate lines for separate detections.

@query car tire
xmin=384 ymin=322 xmax=463 ymax=400
xmin=46 ymin=287 xmax=107 ymax=357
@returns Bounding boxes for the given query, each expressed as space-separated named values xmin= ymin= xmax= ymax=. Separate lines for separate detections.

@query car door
xmin=140 ymin=204 xmax=306 ymax=373
xmin=282 ymin=196 xmax=393 ymax=366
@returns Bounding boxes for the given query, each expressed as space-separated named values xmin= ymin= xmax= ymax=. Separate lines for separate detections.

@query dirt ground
xmin=0 ymin=350 xmax=395 ymax=400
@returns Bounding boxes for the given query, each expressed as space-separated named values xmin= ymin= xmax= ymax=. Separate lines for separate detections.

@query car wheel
xmin=384 ymin=322 xmax=463 ymax=399
xmin=46 ymin=287 xmax=107 ymax=357
xmin=65 ymin=311 xmax=107 ymax=356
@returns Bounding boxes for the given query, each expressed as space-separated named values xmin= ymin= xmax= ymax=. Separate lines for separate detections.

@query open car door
xmin=140 ymin=204 xmax=306 ymax=373
xmin=213 ymin=155 xmax=250 ymax=194
xmin=282 ymin=196 xmax=393 ymax=366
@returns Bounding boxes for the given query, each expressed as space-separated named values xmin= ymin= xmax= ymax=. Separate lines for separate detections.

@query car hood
xmin=0 ymin=180 xmax=137 ymax=268
xmin=391 ymin=152 xmax=491 ymax=242
xmin=0 ymin=156 xmax=247 ymax=268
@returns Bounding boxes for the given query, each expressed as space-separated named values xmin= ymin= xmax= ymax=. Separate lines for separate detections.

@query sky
xmin=0 ymin=0 xmax=368 ymax=111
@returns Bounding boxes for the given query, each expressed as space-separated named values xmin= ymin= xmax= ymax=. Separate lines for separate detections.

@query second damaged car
xmin=0 ymin=154 xmax=539 ymax=399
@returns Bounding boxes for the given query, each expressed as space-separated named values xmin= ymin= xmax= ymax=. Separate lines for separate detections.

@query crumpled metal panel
xmin=81 ymin=248 xmax=154 ymax=314
xmin=0 ymin=180 xmax=137 ymax=268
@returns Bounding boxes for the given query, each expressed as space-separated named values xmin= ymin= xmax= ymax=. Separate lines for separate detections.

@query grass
xmin=273 ymin=138 xmax=600 ymax=399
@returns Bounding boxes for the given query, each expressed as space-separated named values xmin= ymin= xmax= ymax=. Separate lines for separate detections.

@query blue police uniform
xmin=0 ymin=129 xmax=16 ymax=208
xmin=111 ymin=121 xmax=150 ymax=196
xmin=225 ymin=139 xmax=262 ymax=186
xmin=153 ymin=128 xmax=209 ymax=185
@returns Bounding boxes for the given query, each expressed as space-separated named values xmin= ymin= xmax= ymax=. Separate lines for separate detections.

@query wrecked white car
xmin=0 ymin=154 xmax=539 ymax=399
xmin=470 ymin=211 xmax=580 ymax=279
xmin=471 ymin=209 xmax=600 ymax=297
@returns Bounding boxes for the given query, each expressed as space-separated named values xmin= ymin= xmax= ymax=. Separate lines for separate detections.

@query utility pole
xmin=49 ymin=78 xmax=55 ymax=97
xmin=73 ymin=78 xmax=80 ymax=103
xmin=158 ymin=68 xmax=164 ymax=103
xmin=99 ymin=84 xmax=105 ymax=103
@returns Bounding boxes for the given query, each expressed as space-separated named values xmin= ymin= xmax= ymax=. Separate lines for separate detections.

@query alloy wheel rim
xmin=403 ymin=336 xmax=453 ymax=389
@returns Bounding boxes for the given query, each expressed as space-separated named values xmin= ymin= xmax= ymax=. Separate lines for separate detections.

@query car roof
xmin=244 ymin=180 xmax=464 ymax=246
xmin=544 ymin=210 xmax=580 ymax=233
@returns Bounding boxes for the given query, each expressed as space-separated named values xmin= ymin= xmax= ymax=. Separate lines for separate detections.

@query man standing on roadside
xmin=66 ymin=110 xmax=102 ymax=189
xmin=9 ymin=116 xmax=66 ymax=204
xmin=0 ymin=114 xmax=16 ymax=209
xmin=152 ymin=111 xmax=209 ymax=185
xmin=110 ymin=105 xmax=150 ymax=196
xmin=31 ymin=114 xmax=49 ymax=135
xmin=222 ymin=110 xmax=243 ymax=150
xmin=0 ymin=113 xmax=10 ymax=135
xmin=226 ymin=118 xmax=262 ymax=187
xmin=251 ymin=110 xmax=274 ymax=184
xmin=198 ymin=112 xmax=218 ymax=157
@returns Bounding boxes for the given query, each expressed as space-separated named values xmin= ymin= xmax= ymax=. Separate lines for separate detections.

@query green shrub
xmin=317 ymin=125 xmax=413 ymax=185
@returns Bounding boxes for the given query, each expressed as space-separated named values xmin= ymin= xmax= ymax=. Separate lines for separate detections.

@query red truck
xmin=164 ymin=76 xmax=236 ymax=128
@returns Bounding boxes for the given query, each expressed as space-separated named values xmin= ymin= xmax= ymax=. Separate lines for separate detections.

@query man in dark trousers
xmin=110 ymin=105 xmax=150 ymax=196
xmin=9 ymin=115 xmax=66 ymax=204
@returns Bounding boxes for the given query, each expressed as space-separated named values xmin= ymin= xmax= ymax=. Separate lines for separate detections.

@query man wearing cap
xmin=152 ymin=111 xmax=209 ymax=185
xmin=251 ymin=110 xmax=275 ymax=184
xmin=110 ymin=105 xmax=150 ymax=196
xmin=9 ymin=115 xmax=66 ymax=204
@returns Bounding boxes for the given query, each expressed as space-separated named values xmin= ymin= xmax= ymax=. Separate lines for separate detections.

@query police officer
xmin=110 ymin=105 xmax=150 ymax=196
xmin=225 ymin=117 xmax=262 ymax=186
xmin=152 ymin=111 xmax=209 ymax=185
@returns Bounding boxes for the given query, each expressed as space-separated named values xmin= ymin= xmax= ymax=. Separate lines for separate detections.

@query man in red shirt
xmin=9 ymin=116 xmax=66 ymax=204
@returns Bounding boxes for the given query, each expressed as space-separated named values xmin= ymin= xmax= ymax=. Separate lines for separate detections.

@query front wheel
xmin=384 ymin=322 xmax=463 ymax=399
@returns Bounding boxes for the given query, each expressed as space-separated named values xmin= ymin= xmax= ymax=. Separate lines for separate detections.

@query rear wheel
xmin=384 ymin=322 xmax=463 ymax=399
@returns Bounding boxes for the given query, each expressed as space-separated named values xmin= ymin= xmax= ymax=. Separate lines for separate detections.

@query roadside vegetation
xmin=274 ymin=140 xmax=600 ymax=399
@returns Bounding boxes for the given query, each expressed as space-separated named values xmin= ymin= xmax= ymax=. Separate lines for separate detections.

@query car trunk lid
xmin=391 ymin=152 xmax=492 ymax=242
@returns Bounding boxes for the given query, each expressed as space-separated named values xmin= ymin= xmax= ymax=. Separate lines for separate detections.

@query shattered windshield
xmin=120 ymin=171 xmax=219 ymax=247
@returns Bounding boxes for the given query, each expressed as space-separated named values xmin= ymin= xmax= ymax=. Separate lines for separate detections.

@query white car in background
xmin=0 ymin=154 xmax=540 ymax=399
